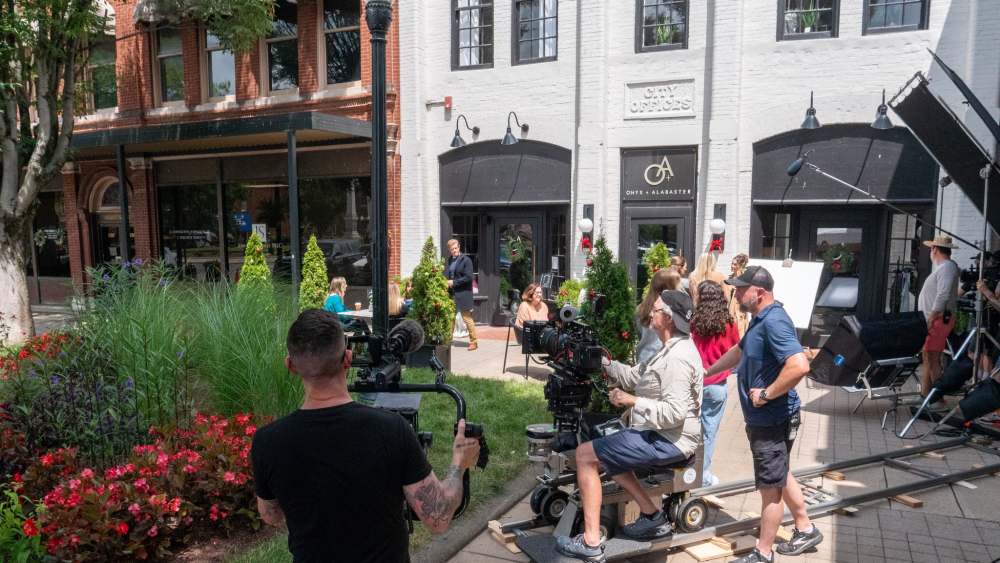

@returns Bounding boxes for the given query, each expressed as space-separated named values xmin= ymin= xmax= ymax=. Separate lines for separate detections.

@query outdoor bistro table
xmin=340 ymin=309 xmax=374 ymax=329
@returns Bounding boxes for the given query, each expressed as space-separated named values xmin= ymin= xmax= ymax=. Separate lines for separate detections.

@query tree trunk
xmin=0 ymin=216 xmax=35 ymax=344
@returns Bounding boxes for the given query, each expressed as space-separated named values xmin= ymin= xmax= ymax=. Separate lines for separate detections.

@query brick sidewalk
xmin=444 ymin=354 xmax=1000 ymax=563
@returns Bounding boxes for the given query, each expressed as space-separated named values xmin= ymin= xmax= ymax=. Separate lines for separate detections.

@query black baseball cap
xmin=725 ymin=265 xmax=775 ymax=292
xmin=659 ymin=289 xmax=693 ymax=334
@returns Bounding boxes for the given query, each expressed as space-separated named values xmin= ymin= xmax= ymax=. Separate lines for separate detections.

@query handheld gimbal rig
xmin=345 ymin=319 xmax=490 ymax=529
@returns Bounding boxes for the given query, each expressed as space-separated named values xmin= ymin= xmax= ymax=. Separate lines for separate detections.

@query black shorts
xmin=744 ymin=417 xmax=796 ymax=490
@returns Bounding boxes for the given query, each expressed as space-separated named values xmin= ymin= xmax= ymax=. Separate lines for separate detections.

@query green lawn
xmin=225 ymin=368 xmax=549 ymax=562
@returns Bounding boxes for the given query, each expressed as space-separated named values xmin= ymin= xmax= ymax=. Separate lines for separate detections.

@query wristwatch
xmin=758 ymin=389 xmax=770 ymax=402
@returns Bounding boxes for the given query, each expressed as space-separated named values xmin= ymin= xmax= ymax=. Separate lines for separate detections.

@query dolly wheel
xmin=676 ymin=497 xmax=708 ymax=533
xmin=664 ymin=493 xmax=683 ymax=524
xmin=529 ymin=485 xmax=549 ymax=515
xmin=540 ymin=490 xmax=569 ymax=526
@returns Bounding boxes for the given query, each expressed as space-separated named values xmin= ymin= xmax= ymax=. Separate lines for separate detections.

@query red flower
xmin=622 ymin=331 xmax=629 ymax=339
xmin=12 ymin=473 xmax=21 ymax=482
xmin=245 ymin=425 xmax=257 ymax=436
xmin=116 ymin=522 xmax=129 ymax=535
xmin=589 ymin=291 xmax=595 ymax=297
xmin=23 ymin=518 xmax=39 ymax=537
xmin=40 ymin=453 xmax=55 ymax=467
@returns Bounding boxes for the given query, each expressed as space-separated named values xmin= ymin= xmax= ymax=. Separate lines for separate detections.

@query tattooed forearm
xmin=258 ymin=497 xmax=285 ymax=526
xmin=412 ymin=465 xmax=464 ymax=530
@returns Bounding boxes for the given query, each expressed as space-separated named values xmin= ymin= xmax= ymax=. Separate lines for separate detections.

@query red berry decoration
xmin=589 ymin=290 xmax=595 ymax=297
xmin=653 ymin=266 xmax=659 ymax=272
xmin=435 ymin=302 xmax=441 ymax=308
xmin=622 ymin=331 xmax=629 ymax=339
xmin=587 ymin=259 xmax=594 ymax=266
xmin=255 ymin=248 xmax=261 ymax=253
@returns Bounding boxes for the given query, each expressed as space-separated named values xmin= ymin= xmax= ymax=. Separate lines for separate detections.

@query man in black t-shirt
xmin=250 ymin=309 xmax=481 ymax=563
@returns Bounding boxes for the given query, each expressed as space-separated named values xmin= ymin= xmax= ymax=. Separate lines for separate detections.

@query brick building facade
xmin=30 ymin=0 xmax=401 ymax=306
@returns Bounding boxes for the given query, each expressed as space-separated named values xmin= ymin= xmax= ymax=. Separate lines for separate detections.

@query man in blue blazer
xmin=446 ymin=239 xmax=477 ymax=351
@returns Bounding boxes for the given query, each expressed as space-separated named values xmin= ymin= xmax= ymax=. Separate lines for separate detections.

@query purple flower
xmin=123 ymin=262 xmax=130 ymax=268
xmin=126 ymin=380 xmax=133 ymax=387
xmin=59 ymin=352 xmax=66 ymax=356
xmin=177 ymin=351 xmax=182 ymax=359
xmin=103 ymin=274 xmax=110 ymax=280
xmin=159 ymin=280 xmax=166 ymax=286
xmin=29 ymin=370 xmax=35 ymax=377
xmin=53 ymin=376 xmax=59 ymax=384
xmin=39 ymin=361 xmax=44 ymax=367
xmin=135 ymin=258 xmax=143 ymax=265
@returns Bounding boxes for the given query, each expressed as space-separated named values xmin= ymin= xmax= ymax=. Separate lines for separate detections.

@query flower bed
xmin=12 ymin=413 xmax=267 ymax=561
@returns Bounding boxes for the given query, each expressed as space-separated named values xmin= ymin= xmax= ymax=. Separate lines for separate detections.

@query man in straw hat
xmin=908 ymin=235 xmax=960 ymax=411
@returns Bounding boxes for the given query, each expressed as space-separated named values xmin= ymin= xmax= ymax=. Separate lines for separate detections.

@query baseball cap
xmin=724 ymin=265 xmax=775 ymax=292
xmin=659 ymin=289 xmax=694 ymax=334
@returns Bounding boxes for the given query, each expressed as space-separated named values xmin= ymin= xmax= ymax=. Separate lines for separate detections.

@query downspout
xmin=570 ymin=0 xmax=582 ymax=279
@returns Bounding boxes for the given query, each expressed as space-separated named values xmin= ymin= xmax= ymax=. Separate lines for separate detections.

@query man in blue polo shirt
xmin=706 ymin=265 xmax=823 ymax=562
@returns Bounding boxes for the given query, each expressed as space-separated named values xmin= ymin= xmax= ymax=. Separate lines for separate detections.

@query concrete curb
xmin=412 ymin=463 xmax=541 ymax=563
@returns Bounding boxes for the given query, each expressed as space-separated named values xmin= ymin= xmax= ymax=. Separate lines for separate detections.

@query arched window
xmin=91 ymin=178 xmax=123 ymax=213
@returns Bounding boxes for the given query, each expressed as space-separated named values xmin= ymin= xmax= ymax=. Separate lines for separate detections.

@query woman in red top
xmin=690 ymin=280 xmax=741 ymax=487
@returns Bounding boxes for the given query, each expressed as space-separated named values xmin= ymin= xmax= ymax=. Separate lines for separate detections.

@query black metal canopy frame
xmin=71 ymin=111 xmax=372 ymax=284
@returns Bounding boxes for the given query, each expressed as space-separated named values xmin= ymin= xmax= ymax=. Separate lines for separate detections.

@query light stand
xmin=788 ymin=155 xmax=999 ymax=437
xmin=366 ymin=0 xmax=394 ymax=338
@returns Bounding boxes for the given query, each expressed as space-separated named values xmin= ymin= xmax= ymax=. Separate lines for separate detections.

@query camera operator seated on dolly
xmin=554 ymin=290 xmax=704 ymax=563
xmin=249 ymin=309 xmax=481 ymax=563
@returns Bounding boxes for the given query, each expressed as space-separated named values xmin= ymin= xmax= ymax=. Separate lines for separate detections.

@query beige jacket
xmin=604 ymin=335 xmax=704 ymax=457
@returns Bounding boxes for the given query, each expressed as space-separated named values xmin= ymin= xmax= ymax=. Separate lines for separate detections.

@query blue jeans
xmin=701 ymin=382 xmax=729 ymax=486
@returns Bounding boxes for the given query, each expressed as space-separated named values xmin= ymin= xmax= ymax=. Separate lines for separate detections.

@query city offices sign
xmin=621 ymin=147 xmax=697 ymax=201
xmin=624 ymin=79 xmax=696 ymax=119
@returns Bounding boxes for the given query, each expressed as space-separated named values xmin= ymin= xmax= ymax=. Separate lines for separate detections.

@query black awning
xmin=438 ymin=139 xmax=571 ymax=206
xmin=752 ymin=124 xmax=939 ymax=205
xmin=71 ymin=111 xmax=372 ymax=158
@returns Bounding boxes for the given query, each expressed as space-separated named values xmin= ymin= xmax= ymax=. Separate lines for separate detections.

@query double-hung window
xmin=323 ymin=0 xmax=362 ymax=85
xmin=156 ymin=26 xmax=184 ymax=105
xmin=864 ymin=0 xmax=928 ymax=34
xmin=266 ymin=0 xmax=299 ymax=92
xmin=635 ymin=0 xmax=688 ymax=52
xmin=513 ymin=0 xmax=557 ymax=64
xmin=777 ymin=0 xmax=839 ymax=41
xmin=88 ymin=36 xmax=117 ymax=111
xmin=204 ymin=30 xmax=236 ymax=100
xmin=452 ymin=0 xmax=494 ymax=70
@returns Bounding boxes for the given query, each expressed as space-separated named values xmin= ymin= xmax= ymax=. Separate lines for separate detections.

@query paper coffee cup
xmin=354 ymin=302 xmax=362 ymax=310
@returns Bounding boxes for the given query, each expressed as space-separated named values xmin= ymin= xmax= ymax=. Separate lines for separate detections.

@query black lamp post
xmin=367 ymin=0 xmax=394 ymax=338
xmin=801 ymin=91 xmax=821 ymax=129
xmin=451 ymin=115 xmax=480 ymax=148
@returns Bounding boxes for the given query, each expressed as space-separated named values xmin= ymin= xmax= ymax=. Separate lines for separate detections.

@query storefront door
xmin=92 ymin=214 xmax=135 ymax=267
xmin=796 ymin=208 xmax=880 ymax=346
xmin=625 ymin=217 xmax=686 ymax=298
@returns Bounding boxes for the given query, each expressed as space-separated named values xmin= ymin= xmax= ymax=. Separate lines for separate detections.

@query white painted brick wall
xmin=399 ymin=0 xmax=1000 ymax=276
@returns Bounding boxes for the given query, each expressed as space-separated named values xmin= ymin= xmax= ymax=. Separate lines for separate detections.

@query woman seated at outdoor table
xmin=389 ymin=280 xmax=410 ymax=318
xmin=324 ymin=277 xmax=366 ymax=333
xmin=515 ymin=283 xmax=549 ymax=328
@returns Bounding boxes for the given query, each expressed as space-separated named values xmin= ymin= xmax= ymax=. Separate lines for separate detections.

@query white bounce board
xmin=745 ymin=259 xmax=825 ymax=329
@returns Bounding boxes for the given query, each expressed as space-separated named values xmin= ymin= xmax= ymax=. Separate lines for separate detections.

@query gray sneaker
xmin=555 ymin=534 xmax=607 ymax=563
xmin=776 ymin=526 xmax=824 ymax=556
xmin=621 ymin=510 xmax=672 ymax=539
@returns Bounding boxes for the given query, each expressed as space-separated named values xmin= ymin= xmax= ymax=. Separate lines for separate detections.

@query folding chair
xmin=899 ymin=357 xmax=974 ymax=437
xmin=501 ymin=317 xmax=530 ymax=377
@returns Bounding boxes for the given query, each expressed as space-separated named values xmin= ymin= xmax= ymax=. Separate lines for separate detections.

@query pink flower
xmin=223 ymin=471 xmax=236 ymax=483
xmin=209 ymin=504 xmax=219 ymax=521
xmin=183 ymin=464 xmax=196 ymax=473
xmin=68 ymin=479 xmax=81 ymax=490
xmin=80 ymin=468 xmax=94 ymax=479
xmin=148 ymin=525 xmax=158 ymax=537
xmin=245 ymin=425 xmax=257 ymax=436
xmin=128 ymin=503 xmax=141 ymax=516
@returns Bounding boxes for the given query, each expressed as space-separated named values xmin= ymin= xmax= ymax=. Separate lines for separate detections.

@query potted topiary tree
xmin=299 ymin=235 xmax=329 ymax=312
xmin=406 ymin=237 xmax=456 ymax=370
xmin=581 ymin=232 xmax=638 ymax=413
xmin=238 ymin=232 xmax=276 ymax=316
xmin=640 ymin=241 xmax=672 ymax=299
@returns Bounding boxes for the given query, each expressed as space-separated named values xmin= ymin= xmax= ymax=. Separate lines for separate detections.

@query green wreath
xmin=822 ymin=243 xmax=854 ymax=273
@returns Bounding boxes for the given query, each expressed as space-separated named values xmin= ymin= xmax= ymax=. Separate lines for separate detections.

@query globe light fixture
xmin=577 ymin=217 xmax=594 ymax=234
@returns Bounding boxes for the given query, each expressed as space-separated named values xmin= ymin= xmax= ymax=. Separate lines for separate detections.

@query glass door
xmin=800 ymin=209 xmax=878 ymax=345
xmin=628 ymin=218 xmax=685 ymax=299
xmin=499 ymin=221 xmax=536 ymax=311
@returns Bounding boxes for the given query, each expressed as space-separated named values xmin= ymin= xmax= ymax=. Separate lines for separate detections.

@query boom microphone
xmin=787 ymin=157 xmax=805 ymax=176
xmin=387 ymin=319 xmax=425 ymax=354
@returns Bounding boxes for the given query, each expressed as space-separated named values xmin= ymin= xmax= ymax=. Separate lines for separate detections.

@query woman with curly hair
xmin=728 ymin=253 xmax=751 ymax=336
xmin=690 ymin=280 xmax=740 ymax=486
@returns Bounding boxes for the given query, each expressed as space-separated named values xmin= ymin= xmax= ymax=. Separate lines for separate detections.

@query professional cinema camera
xmin=521 ymin=296 xmax=609 ymax=433
xmin=346 ymin=319 xmax=489 ymax=525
